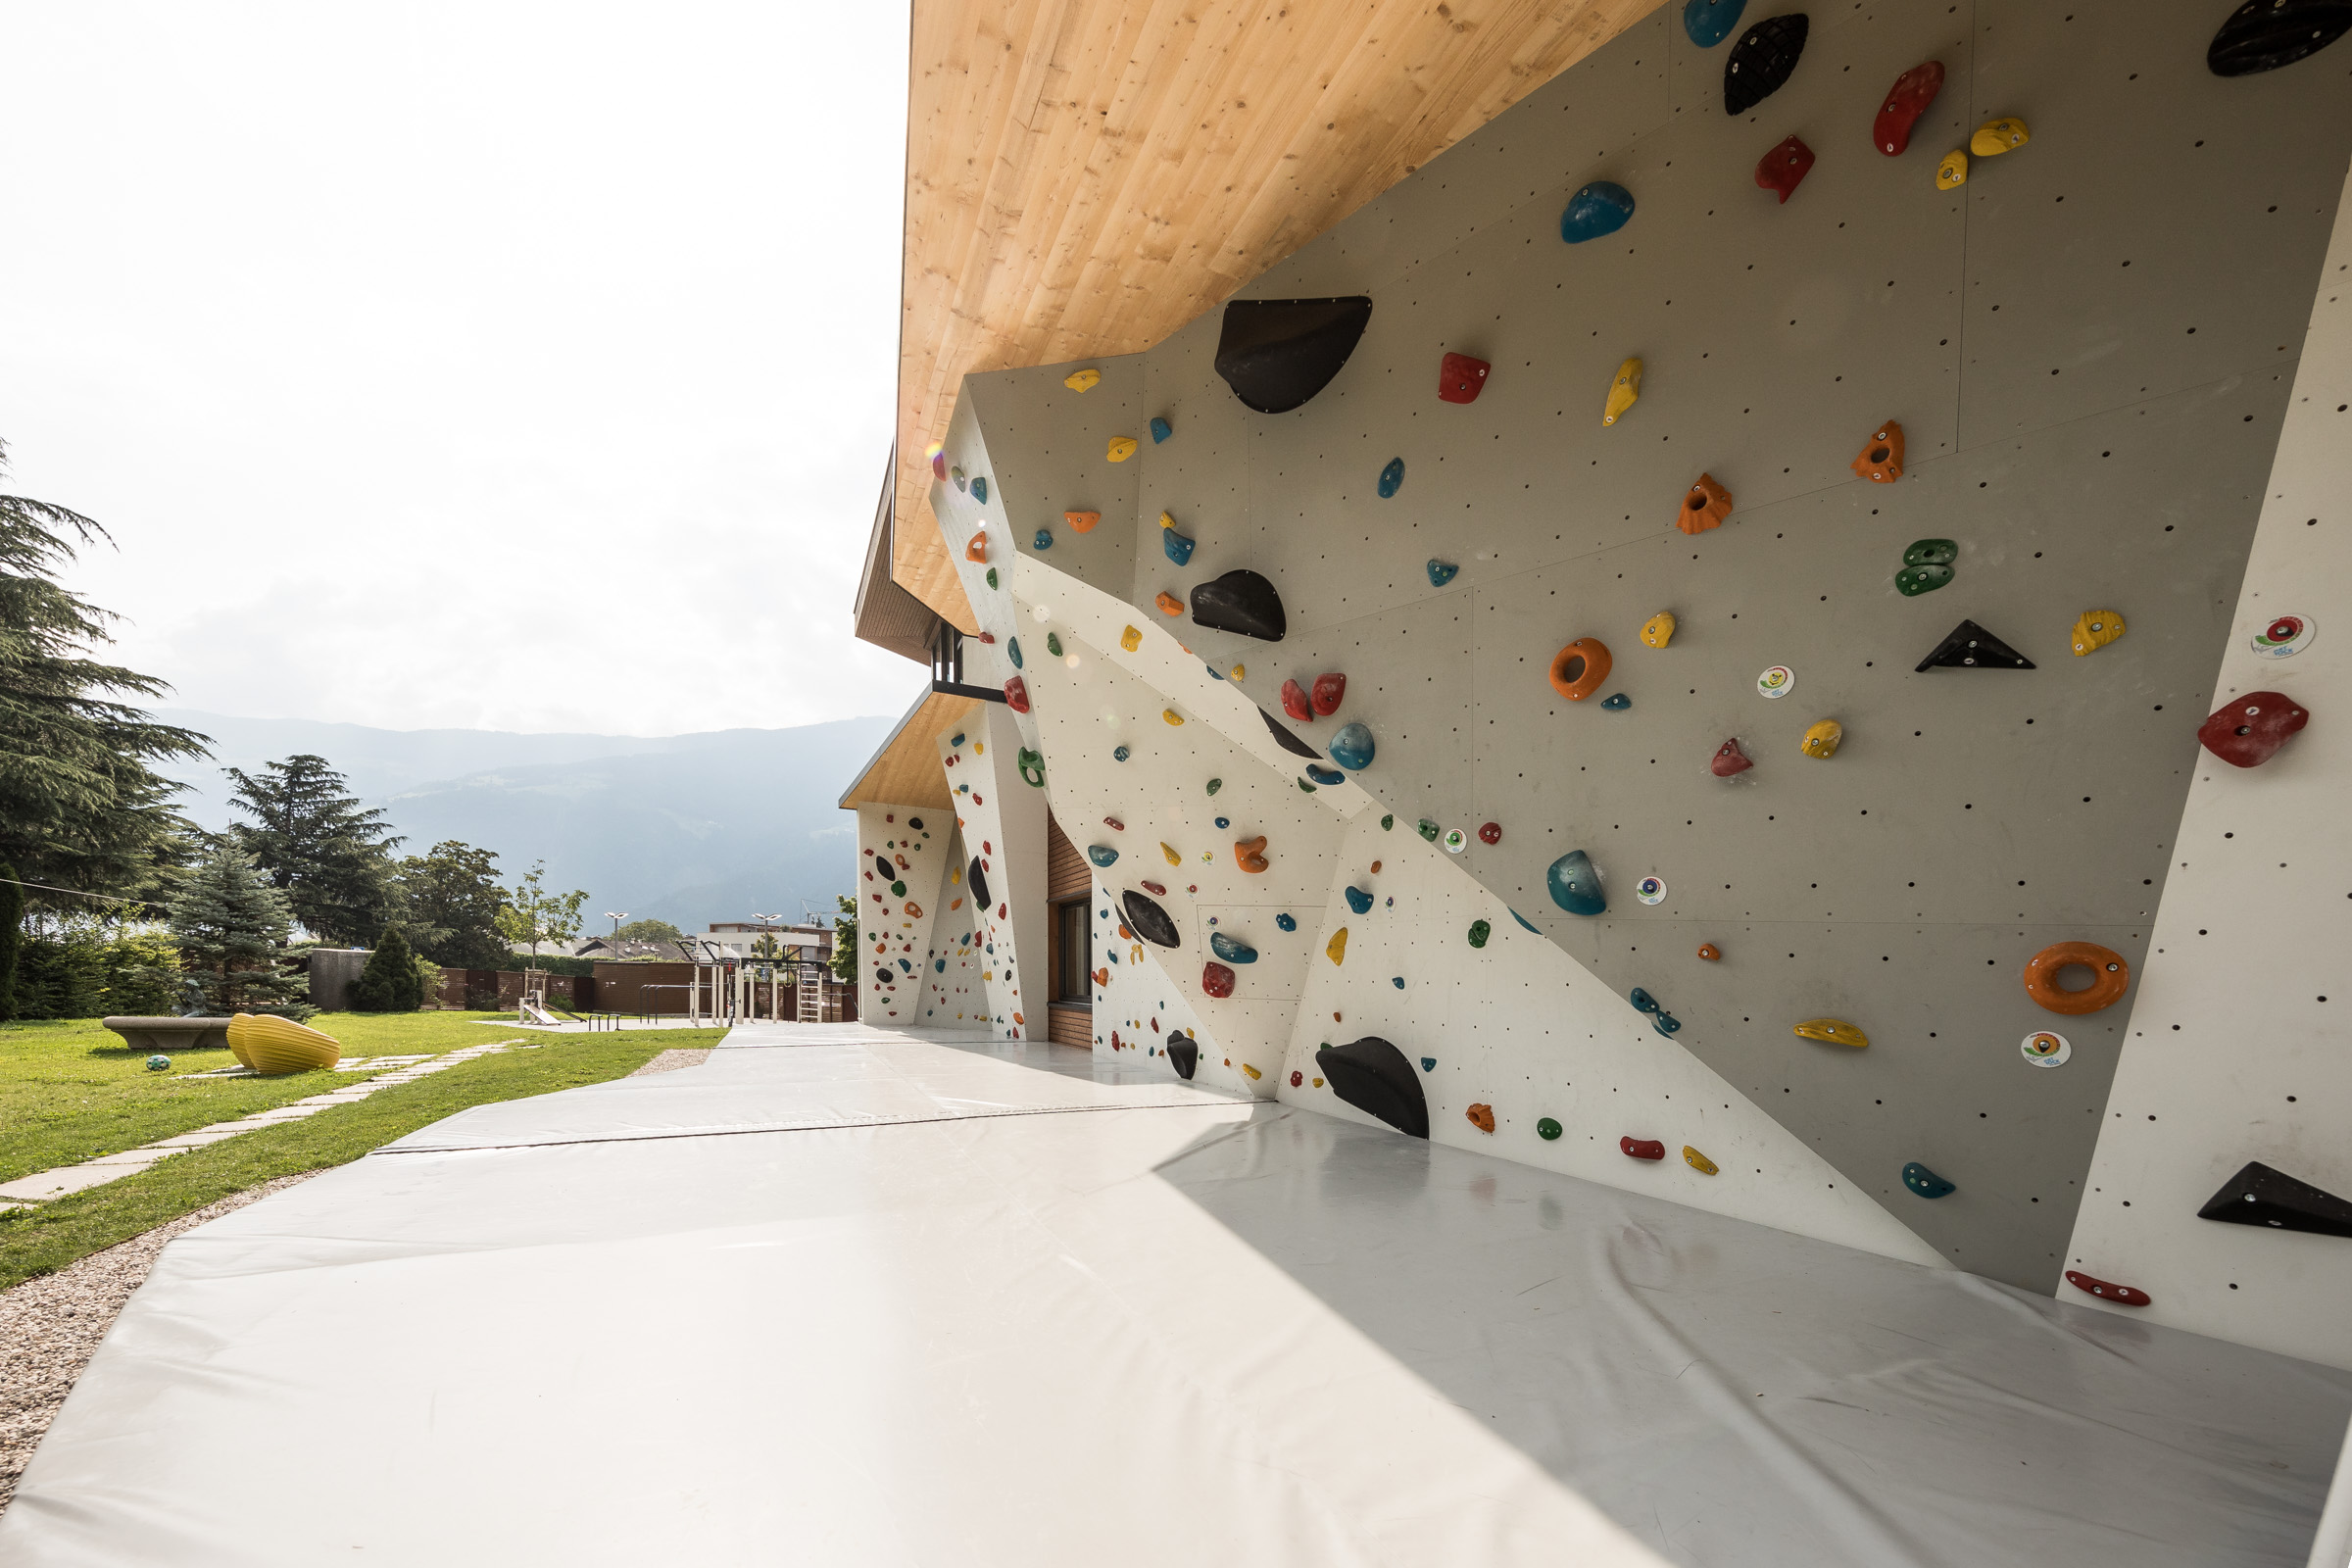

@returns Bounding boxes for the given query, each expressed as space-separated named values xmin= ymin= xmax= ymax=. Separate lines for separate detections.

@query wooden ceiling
xmin=896 ymin=0 xmax=1668 ymax=625
xmin=839 ymin=688 xmax=980 ymax=809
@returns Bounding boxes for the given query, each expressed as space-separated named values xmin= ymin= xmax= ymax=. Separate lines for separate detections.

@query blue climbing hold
xmin=1209 ymin=931 xmax=1258 ymax=964
xmin=1345 ymin=886 xmax=1373 ymax=915
xmin=1421 ymin=1057 xmax=1437 ymax=1072
xmin=1151 ymin=416 xmax=1172 ymax=443
xmin=1214 ymin=816 xmax=1230 ymax=829
xmin=971 ymin=477 xmax=989 ymax=504
xmin=1902 ymin=1161 xmax=1956 ymax=1200
xmin=1560 ymin=181 xmax=1636 ymax=244
xmin=1546 ymin=849 xmax=1607 ymax=915
xmin=1007 ymin=636 xmax=1022 ymax=669
xmin=1163 ymin=526 xmax=1196 ymax=566
xmin=1511 ymin=908 xmax=1540 ymax=933
xmin=1683 ymin=0 xmax=1746 ymax=47
xmin=1600 ymin=692 xmax=1632 ymax=710
xmin=1392 ymin=976 xmax=1405 ymax=989
xmin=897 ymin=958 xmax=912 ymax=973
xmin=1305 ymin=763 xmax=1344 ymax=786
xmin=1427 ymin=560 xmax=1458 ymax=587
xmin=1378 ymin=457 xmax=1404 ymax=498
xmin=1276 ymin=913 xmax=1298 ymax=932
xmin=1329 ymin=721 xmax=1375 ymax=771
xmin=1034 ymin=529 xmax=1054 ymax=550
xmin=1087 ymin=845 xmax=1119 ymax=867
xmin=1113 ymin=745 xmax=1130 ymax=761
xmin=935 ymin=959 xmax=946 ymax=972
xmin=1630 ymin=987 xmax=1660 ymax=1013
xmin=1652 ymin=1014 xmax=1682 ymax=1037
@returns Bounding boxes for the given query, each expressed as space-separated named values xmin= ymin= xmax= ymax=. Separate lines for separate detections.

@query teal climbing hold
xmin=1379 ymin=458 xmax=1404 ymax=498
xmin=1467 ymin=919 xmax=1491 ymax=948
xmin=1684 ymin=0 xmax=1745 ymax=46
xmin=1209 ymin=932 xmax=1258 ymax=963
xmin=1034 ymin=529 xmax=1054 ymax=550
xmin=1277 ymin=913 xmax=1298 ymax=932
xmin=1305 ymin=763 xmax=1344 ymax=785
xmin=1652 ymin=1014 xmax=1681 ymax=1037
xmin=1392 ymin=976 xmax=1405 ymax=989
xmin=1047 ymin=632 xmax=1063 ymax=657
xmin=972 ymin=477 xmax=989 ymax=503
xmin=1631 ymin=987 xmax=1660 ymax=1012
xmin=1214 ymin=816 xmax=1229 ymax=829
xmin=1561 ymin=181 xmax=1636 ymax=244
xmin=1113 ymin=745 xmax=1131 ymax=761
xmin=1420 ymin=1057 xmax=1437 ymax=1072
xmin=1345 ymin=886 xmax=1373 ymax=914
xmin=1007 ymin=636 xmax=1023 ymax=668
xmin=1538 ymin=1116 xmax=1563 ymax=1140
xmin=1087 ymin=845 xmax=1119 ymax=867
xmin=1511 ymin=908 xmax=1539 ymax=933
xmin=1600 ymin=692 xmax=1631 ymax=710
xmin=1427 ymin=559 xmax=1457 ymax=587
xmin=1330 ymin=723 xmax=1375 ymax=770
xmin=1546 ymin=850 xmax=1607 ymax=915
xmin=1163 ymin=526 xmax=1196 ymax=566
xmin=1151 ymin=416 xmax=1172 ymax=443
xmin=1902 ymin=1161 xmax=1955 ymax=1199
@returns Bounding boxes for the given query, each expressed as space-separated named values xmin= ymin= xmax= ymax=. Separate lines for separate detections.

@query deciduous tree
xmin=394 ymin=841 xmax=508 ymax=969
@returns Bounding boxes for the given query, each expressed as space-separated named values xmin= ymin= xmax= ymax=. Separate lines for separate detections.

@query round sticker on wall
xmin=1756 ymin=665 xmax=1796 ymax=699
xmin=2248 ymin=613 xmax=2316 ymax=659
xmin=2021 ymin=1030 xmax=2072 ymax=1068
xmin=1442 ymin=828 xmax=1468 ymax=854
xmin=1636 ymin=875 xmax=1667 ymax=906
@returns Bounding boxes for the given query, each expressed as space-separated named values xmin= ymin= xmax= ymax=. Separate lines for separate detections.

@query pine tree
xmin=224 ymin=755 xmax=401 ymax=943
xmin=0 ymin=862 xmax=24 ymax=1021
xmin=350 ymin=923 xmax=424 ymax=1012
xmin=168 ymin=845 xmax=311 ymax=1017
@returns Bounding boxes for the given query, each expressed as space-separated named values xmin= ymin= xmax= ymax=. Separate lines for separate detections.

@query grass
xmin=0 ymin=1013 xmax=718 ymax=1292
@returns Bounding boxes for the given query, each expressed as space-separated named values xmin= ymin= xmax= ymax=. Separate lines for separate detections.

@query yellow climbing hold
xmin=1161 ymin=842 xmax=1182 ymax=865
xmin=1799 ymin=719 xmax=1844 ymax=760
xmin=1159 ymin=511 xmax=1178 ymax=530
xmin=1120 ymin=624 xmax=1142 ymax=652
xmin=1108 ymin=437 xmax=1139 ymax=463
xmin=1163 ymin=708 xmax=1185 ymax=725
xmin=1230 ymin=663 xmax=1246 ymax=681
xmin=1326 ymin=927 xmax=1348 ymax=965
xmin=1603 ymin=357 xmax=1642 ymax=427
xmin=1936 ymin=149 xmax=1968 ymax=189
xmin=1064 ymin=368 xmax=1102 ymax=392
xmin=1312 ymin=1076 xmax=1324 ymax=1088
xmin=1794 ymin=1017 xmax=1870 ymax=1049
xmin=1641 ymin=611 xmax=1677 ymax=650
xmin=1970 ymin=117 xmax=2029 ymax=157
xmin=1682 ymin=1146 xmax=1719 ymax=1176
xmin=1241 ymin=1063 xmax=1262 ymax=1080
xmin=2071 ymin=610 xmax=2127 ymax=657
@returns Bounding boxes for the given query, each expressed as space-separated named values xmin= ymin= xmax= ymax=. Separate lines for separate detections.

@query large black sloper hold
xmin=1724 ymin=13 xmax=1809 ymax=116
xmin=1212 ymin=297 xmax=1375 ymax=414
xmin=1121 ymin=889 xmax=1182 ymax=949
xmin=966 ymin=857 xmax=991 ymax=910
xmin=1191 ymin=569 xmax=1287 ymax=642
xmin=1314 ymin=1037 xmax=1430 ymax=1140
xmin=1164 ymin=1035 xmax=1200 ymax=1080
xmin=2197 ymin=1161 xmax=2352 ymax=1238
xmin=1916 ymin=618 xmax=2034 ymax=671
xmin=2208 ymin=0 xmax=2352 ymax=76
xmin=1261 ymin=707 xmax=1320 ymax=759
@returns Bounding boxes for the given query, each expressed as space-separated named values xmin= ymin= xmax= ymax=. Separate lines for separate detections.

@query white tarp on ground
xmin=2 ymin=1025 xmax=2345 ymax=1567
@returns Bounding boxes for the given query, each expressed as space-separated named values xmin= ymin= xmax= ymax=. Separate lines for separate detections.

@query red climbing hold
xmin=1479 ymin=821 xmax=1501 ymax=845
xmin=1281 ymin=678 xmax=1313 ymax=722
xmin=1755 ymin=134 xmax=1815 ymax=202
xmin=2197 ymin=691 xmax=2308 ymax=767
xmin=1438 ymin=352 xmax=1491 ymax=405
xmin=1202 ymin=961 xmax=1236 ymax=999
xmin=2065 ymin=1271 xmax=2152 ymax=1307
xmin=1874 ymin=62 xmax=1945 ymax=157
xmin=1142 ymin=881 xmax=1165 ymax=896
xmin=1621 ymin=1137 xmax=1667 ymax=1161
xmin=1710 ymin=738 xmax=1753 ymax=777
xmin=1311 ymin=672 xmax=1347 ymax=715
xmin=1290 ymin=1070 xmax=1303 ymax=1088
xmin=1466 ymin=1103 xmax=1496 ymax=1134
xmin=1004 ymin=676 xmax=1030 ymax=712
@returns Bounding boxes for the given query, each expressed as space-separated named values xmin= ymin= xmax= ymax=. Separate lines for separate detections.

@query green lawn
xmin=0 ymin=1013 xmax=717 ymax=1292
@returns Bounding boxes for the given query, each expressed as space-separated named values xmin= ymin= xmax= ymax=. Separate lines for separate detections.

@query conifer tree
xmin=225 ymin=755 xmax=400 ymax=943
xmin=167 ymin=845 xmax=310 ymax=1017
xmin=0 ymin=861 xmax=23 ymax=1022
xmin=350 ymin=924 xmax=425 ymax=1012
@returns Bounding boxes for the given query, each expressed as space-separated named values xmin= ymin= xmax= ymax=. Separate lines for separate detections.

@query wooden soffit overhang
xmin=839 ymin=686 xmax=981 ymax=810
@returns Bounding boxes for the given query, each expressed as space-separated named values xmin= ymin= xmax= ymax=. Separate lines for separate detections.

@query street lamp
xmin=604 ymin=911 xmax=629 ymax=936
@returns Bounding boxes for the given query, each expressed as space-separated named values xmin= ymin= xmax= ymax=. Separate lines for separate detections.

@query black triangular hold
xmin=965 ymin=856 xmax=991 ymax=909
xmin=1261 ymin=707 xmax=1320 ymax=759
xmin=1916 ymin=618 xmax=2034 ymax=671
xmin=1164 ymin=1035 xmax=1199 ymax=1080
xmin=2197 ymin=1161 xmax=2352 ymax=1239
xmin=1725 ymin=13 xmax=1809 ymax=116
xmin=1190 ymin=568 xmax=1287 ymax=642
xmin=1213 ymin=297 xmax=1374 ymax=414
xmin=1314 ymin=1037 xmax=1430 ymax=1140
xmin=2208 ymin=0 xmax=2352 ymax=76
xmin=1120 ymin=889 xmax=1181 ymax=949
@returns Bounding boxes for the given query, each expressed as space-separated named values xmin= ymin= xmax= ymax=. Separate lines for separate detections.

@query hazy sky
xmin=1 ymin=2 xmax=917 ymax=737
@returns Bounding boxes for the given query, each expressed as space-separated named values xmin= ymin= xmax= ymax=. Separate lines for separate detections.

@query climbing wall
xmin=915 ymin=822 xmax=985 ymax=1025
xmin=1086 ymin=882 xmax=1221 ymax=1076
xmin=2063 ymin=156 xmax=2352 ymax=1370
xmin=855 ymin=805 xmax=950 ymax=1028
xmin=937 ymin=707 xmax=1049 ymax=1040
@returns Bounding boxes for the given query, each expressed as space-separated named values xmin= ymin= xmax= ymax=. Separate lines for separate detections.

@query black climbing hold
xmin=1121 ymin=889 xmax=1182 ymax=949
xmin=1261 ymin=707 xmax=1320 ymax=759
xmin=1724 ymin=13 xmax=1808 ymax=116
xmin=1315 ymin=1036 xmax=1430 ymax=1139
xmin=2197 ymin=1160 xmax=2352 ymax=1238
xmin=1191 ymin=569 xmax=1288 ymax=641
xmin=1916 ymin=618 xmax=2034 ymax=671
xmin=1165 ymin=1035 xmax=1200 ymax=1080
xmin=1212 ymin=296 xmax=1375 ymax=414
xmin=966 ymin=857 xmax=991 ymax=909
xmin=2208 ymin=0 xmax=2352 ymax=75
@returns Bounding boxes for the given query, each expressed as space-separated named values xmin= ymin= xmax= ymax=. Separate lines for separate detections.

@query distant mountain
xmin=150 ymin=709 xmax=898 ymax=930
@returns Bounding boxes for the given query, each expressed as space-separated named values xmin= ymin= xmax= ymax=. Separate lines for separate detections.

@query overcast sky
xmin=0 ymin=1 xmax=916 ymax=737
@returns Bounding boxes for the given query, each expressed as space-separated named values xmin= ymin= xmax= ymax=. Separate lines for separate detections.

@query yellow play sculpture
xmin=227 ymin=1012 xmax=342 ymax=1075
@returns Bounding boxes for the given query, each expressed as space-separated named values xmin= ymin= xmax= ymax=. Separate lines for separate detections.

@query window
xmin=1054 ymin=899 xmax=1092 ymax=1004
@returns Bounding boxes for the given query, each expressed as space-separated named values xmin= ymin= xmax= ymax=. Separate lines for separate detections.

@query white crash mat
xmin=3 ymin=1026 xmax=2344 ymax=1567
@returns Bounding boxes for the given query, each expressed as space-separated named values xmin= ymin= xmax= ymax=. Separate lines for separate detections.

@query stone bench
xmin=102 ymin=1016 xmax=236 ymax=1053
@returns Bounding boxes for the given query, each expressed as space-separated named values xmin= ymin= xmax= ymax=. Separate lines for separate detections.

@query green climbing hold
xmin=890 ymin=880 xmax=907 ymax=897
xmin=986 ymin=567 xmax=999 ymax=589
xmin=1017 ymin=748 xmax=1046 ymax=787
xmin=1381 ymin=814 xmax=1395 ymax=831
xmin=1467 ymin=919 xmax=1491 ymax=948
xmin=1206 ymin=777 xmax=1223 ymax=795
xmin=1047 ymin=632 xmax=1063 ymax=656
xmin=1896 ymin=539 xmax=1958 ymax=597
xmin=1298 ymin=778 xmax=1317 ymax=792
xmin=1538 ymin=1116 xmax=1562 ymax=1141
xmin=1416 ymin=818 xmax=1440 ymax=842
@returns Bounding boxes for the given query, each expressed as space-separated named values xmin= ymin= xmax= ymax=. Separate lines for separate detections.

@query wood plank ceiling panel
xmin=897 ymin=0 xmax=1668 ymax=624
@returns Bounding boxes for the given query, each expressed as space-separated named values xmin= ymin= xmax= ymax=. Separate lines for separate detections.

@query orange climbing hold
xmin=1548 ymin=637 xmax=1614 ymax=703
xmin=965 ymin=531 xmax=988 ymax=563
xmin=1154 ymin=591 xmax=1185 ymax=616
xmin=1697 ymin=943 xmax=1721 ymax=961
xmin=1678 ymin=474 xmax=1733 ymax=535
xmin=2024 ymin=942 xmax=2131 ymax=1015
xmin=1466 ymin=1103 xmax=1496 ymax=1134
xmin=1065 ymin=510 xmax=1101 ymax=533
xmin=1851 ymin=421 xmax=1904 ymax=482
xmin=1234 ymin=836 xmax=1271 ymax=873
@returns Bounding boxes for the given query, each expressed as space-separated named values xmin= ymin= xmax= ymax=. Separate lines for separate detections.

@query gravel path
xmin=0 ymin=1171 xmax=321 ymax=1515
xmin=629 ymin=1048 xmax=713 ymax=1077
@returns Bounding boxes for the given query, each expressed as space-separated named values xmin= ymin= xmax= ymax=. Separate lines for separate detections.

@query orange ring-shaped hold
xmin=2024 ymin=942 xmax=2130 ymax=1015
xmin=1548 ymin=637 xmax=1613 ymax=702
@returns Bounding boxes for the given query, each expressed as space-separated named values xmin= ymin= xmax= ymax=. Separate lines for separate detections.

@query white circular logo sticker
xmin=1756 ymin=665 xmax=1796 ymax=699
xmin=2021 ymin=1030 xmax=2071 ymax=1068
xmin=2249 ymin=613 xmax=2315 ymax=659
xmin=1636 ymin=876 xmax=1667 ymax=906
xmin=1442 ymin=828 xmax=1468 ymax=854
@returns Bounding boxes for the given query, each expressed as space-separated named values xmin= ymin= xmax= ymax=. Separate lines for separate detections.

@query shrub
xmin=350 ymin=925 xmax=424 ymax=1012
